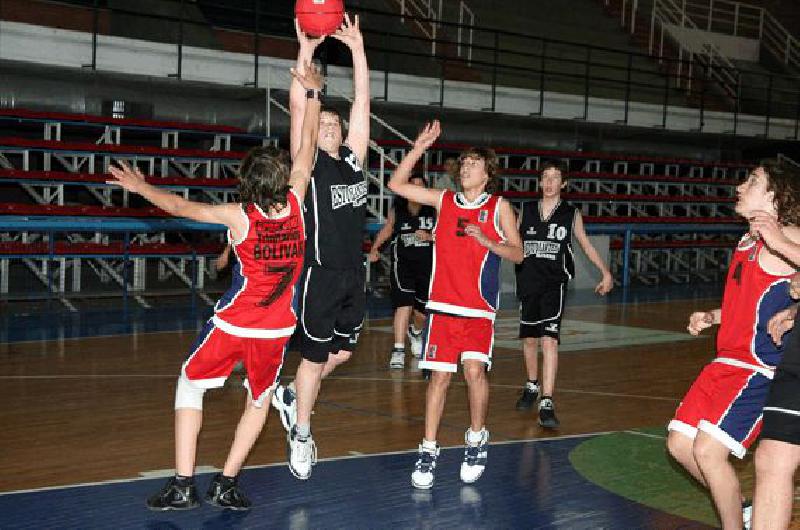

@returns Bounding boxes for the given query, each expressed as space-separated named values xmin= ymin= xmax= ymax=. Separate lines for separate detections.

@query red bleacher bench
xmin=0 ymin=169 xmax=238 ymax=188
xmin=0 ymin=202 xmax=169 ymax=218
xmin=0 ymin=241 xmax=224 ymax=256
xmin=0 ymin=137 xmax=247 ymax=160
xmin=0 ymin=108 xmax=246 ymax=135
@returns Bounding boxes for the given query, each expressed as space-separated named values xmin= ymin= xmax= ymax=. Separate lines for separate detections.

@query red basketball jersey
xmin=426 ymin=190 xmax=505 ymax=320
xmin=213 ymin=189 xmax=306 ymax=338
xmin=716 ymin=236 xmax=793 ymax=370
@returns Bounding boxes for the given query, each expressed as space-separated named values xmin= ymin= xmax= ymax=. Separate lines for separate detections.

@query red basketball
xmin=295 ymin=0 xmax=345 ymax=37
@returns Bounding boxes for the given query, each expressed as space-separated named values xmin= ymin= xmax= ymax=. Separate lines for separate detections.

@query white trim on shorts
xmin=713 ymin=357 xmax=774 ymax=379
xmin=763 ymin=406 xmax=800 ymax=417
xmin=462 ymin=351 xmax=493 ymax=371
xmin=667 ymin=419 xmax=698 ymax=440
xmin=698 ymin=420 xmax=748 ymax=459
xmin=211 ymin=316 xmax=295 ymax=339
xmin=519 ymin=283 xmax=564 ymax=326
xmin=426 ymin=301 xmax=496 ymax=320
xmin=300 ymin=267 xmax=334 ymax=343
xmin=418 ymin=359 xmax=458 ymax=373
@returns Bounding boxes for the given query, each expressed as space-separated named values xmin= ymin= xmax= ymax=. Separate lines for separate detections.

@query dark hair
xmin=238 ymin=146 xmax=291 ymax=212
xmin=540 ymin=159 xmax=568 ymax=183
xmin=759 ymin=158 xmax=800 ymax=225
xmin=393 ymin=172 xmax=428 ymax=214
xmin=447 ymin=147 xmax=500 ymax=193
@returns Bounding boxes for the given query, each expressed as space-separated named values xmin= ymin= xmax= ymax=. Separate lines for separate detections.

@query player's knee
xmin=666 ymin=431 xmax=688 ymax=460
xmin=429 ymin=370 xmax=452 ymax=388
xmin=691 ymin=434 xmax=724 ymax=464
xmin=174 ymin=375 xmax=205 ymax=410
xmin=755 ymin=443 xmax=789 ymax=477
xmin=463 ymin=363 xmax=486 ymax=384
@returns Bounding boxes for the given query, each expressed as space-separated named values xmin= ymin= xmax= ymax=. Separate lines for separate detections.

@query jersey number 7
xmin=258 ymin=263 xmax=297 ymax=307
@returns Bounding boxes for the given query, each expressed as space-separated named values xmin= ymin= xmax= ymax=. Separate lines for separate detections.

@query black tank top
xmin=304 ymin=145 xmax=367 ymax=269
xmin=515 ymin=200 xmax=577 ymax=296
xmin=391 ymin=201 xmax=435 ymax=265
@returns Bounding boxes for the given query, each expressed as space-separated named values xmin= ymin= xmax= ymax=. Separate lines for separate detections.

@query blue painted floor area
xmin=0 ymin=282 xmax=724 ymax=344
xmin=0 ymin=436 xmax=707 ymax=529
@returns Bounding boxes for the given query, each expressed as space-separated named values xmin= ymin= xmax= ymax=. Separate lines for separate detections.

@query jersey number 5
xmin=258 ymin=263 xmax=297 ymax=307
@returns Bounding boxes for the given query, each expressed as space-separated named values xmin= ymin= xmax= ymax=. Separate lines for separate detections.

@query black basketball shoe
xmin=515 ymin=381 xmax=540 ymax=410
xmin=205 ymin=473 xmax=252 ymax=511
xmin=146 ymin=476 xmax=200 ymax=511
xmin=538 ymin=397 xmax=560 ymax=428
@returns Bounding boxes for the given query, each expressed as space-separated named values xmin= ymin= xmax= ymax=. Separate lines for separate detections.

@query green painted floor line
xmin=569 ymin=430 xmax=719 ymax=527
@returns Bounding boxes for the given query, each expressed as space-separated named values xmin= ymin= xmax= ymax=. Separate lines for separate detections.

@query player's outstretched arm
xmin=332 ymin=13 xmax=370 ymax=164
xmin=107 ymin=162 xmax=244 ymax=237
xmin=368 ymin=208 xmax=395 ymax=262
xmin=288 ymin=61 xmax=324 ymax=202
xmin=290 ymin=19 xmax=325 ymax=160
xmin=573 ymin=211 xmax=614 ymax=295
xmin=388 ymin=120 xmax=443 ymax=208
xmin=464 ymin=199 xmax=523 ymax=264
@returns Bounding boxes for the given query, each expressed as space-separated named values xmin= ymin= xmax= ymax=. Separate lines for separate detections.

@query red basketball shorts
xmin=419 ymin=313 xmax=494 ymax=373
xmin=181 ymin=318 xmax=289 ymax=407
xmin=668 ymin=358 xmax=774 ymax=458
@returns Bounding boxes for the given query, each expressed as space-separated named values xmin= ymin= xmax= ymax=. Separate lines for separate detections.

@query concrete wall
xmin=665 ymin=24 xmax=760 ymax=61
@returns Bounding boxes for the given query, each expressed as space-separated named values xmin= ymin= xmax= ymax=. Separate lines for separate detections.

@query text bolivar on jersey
xmin=252 ymin=216 xmax=305 ymax=262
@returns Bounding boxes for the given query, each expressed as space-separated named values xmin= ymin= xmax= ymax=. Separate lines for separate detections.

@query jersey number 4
xmin=258 ymin=263 xmax=297 ymax=307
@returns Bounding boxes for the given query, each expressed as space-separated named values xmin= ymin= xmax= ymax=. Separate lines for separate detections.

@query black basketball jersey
xmin=515 ymin=200 xmax=577 ymax=295
xmin=390 ymin=202 xmax=436 ymax=265
xmin=305 ymin=145 xmax=367 ymax=269
xmin=777 ymin=325 xmax=800 ymax=375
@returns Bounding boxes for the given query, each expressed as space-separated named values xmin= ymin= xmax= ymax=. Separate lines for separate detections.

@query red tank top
xmin=213 ymin=189 xmax=306 ymax=337
xmin=426 ymin=190 xmax=505 ymax=320
xmin=716 ymin=236 xmax=793 ymax=370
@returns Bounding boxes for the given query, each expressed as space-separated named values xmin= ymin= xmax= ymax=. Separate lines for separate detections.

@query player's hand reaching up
xmin=291 ymin=61 xmax=324 ymax=91
xmin=750 ymin=210 xmax=788 ymax=250
xmin=413 ymin=120 xmax=441 ymax=152
xmin=687 ymin=311 xmax=715 ymax=336
xmin=768 ymin=306 xmax=798 ymax=345
xmin=295 ymin=18 xmax=325 ymax=53
xmin=595 ymin=272 xmax=614 ymax=296
xmin=331 ymin=13 xmax=363 ymax=52
xmin=107 ymin=161 xmax=147 ymax=194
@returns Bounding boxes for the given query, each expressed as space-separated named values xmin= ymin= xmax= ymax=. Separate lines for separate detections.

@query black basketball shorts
xmin=761 ymin=368 xmax=800 ymax=445
xmin=390 ymin=257 xmax=431 ymax=313
xmin=518 ymin=283 xmax=567 ymax=342
xmin=295 ymin=264 xmax=366 ymax=363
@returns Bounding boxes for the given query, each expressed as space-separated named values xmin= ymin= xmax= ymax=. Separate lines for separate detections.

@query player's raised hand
xmin=107 ymin=161 xmax=147 ymax=194
xmin=295 ymin=18 xmax=325 ymax=53
xmin=413 ymin=120 xmax=441 ymax=152
xmin=291 ymin=61 xmax=324 ymax=91
xmin=750 ymin=210 xmax=787 ymax=250
xmin=331 ymin=13 xmax=363 ymax=51
xmin=687 ymin=311 xmax=714 ymax=336
xmin=595 ymin=272 xmax=614 ymax=296
xmin=768 ymin=306 xmax=797 ymax=345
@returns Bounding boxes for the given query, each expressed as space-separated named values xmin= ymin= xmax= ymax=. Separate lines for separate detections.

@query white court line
xmin=0 ymin=374 xmax=680 ymax=402
xmin=624 ymin=429 xmax=667 ymax=440
xmin=0 ymin=374 xmax=175 ymax=379
xmin=2 ymin=328 xmax=194 ymax=346
xmin=0 ymin=430 xmax=614 ymax=497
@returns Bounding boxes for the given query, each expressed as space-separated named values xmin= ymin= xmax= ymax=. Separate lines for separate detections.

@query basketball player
xmin=270 ymin=14 xmax=370 ymax=481
xmin=388 ymin=120 xmax=524 ymax=489
xmin=368 ymin=174 xmax=435 ymax=369
xmin=514 ymin=160 xmax=613 ymax=428
xmin=108 ymin=64 xmax=323 ymax=511
xmin=666 ymin=162 xmax=800 ymax=529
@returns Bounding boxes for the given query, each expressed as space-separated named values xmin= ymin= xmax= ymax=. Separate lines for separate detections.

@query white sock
xmin=393 ymin=342 xmax=404 ymax=350
xmin=467 ymin=428 xmax=485 ymax=445
xmin=421 ymin=439 xmax=437 ymax=451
